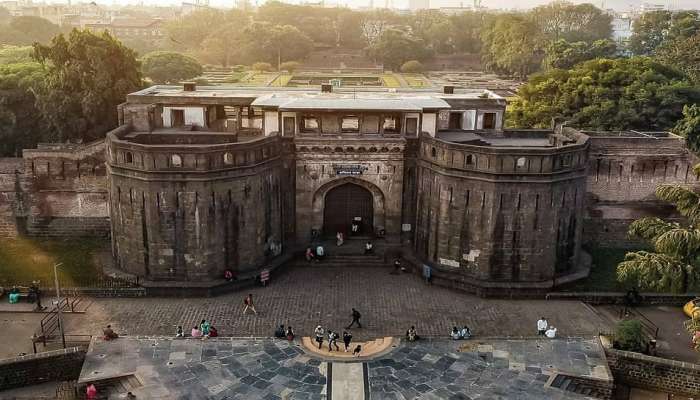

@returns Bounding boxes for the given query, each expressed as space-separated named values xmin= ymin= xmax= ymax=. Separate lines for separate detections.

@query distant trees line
xmin=0 ymin=2 xmax=699 ymax=156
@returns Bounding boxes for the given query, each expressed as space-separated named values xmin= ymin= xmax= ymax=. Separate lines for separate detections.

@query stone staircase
xmin=547 ymin=373 xmax=611 ymax=399
xmin=301 ymin=336 xmax=397 ymax=360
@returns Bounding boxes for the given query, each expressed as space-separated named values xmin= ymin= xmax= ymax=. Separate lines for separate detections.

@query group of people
xmin=274 ymin=324 xmax=295 ymax=341
xmin=314 ymin=325 xmax=362 ymax=356
xmin=537 ymin=317 xmax=557 ymax=338
xmin=305 ymin=245 xmax=325 ymax=262
xmin=180 ymin=319 xmax=219 ymax=338
xmin=450 ymin=326 xmax=472 ymax=340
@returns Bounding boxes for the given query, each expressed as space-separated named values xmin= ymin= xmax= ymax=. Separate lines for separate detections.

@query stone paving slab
xmin=367 ymin=338 xmax=610 ymax=400
xmin=78 ymin=337 xmax=609 ymax=400
xmin=73 ymin=266 xmax=608 ymax=342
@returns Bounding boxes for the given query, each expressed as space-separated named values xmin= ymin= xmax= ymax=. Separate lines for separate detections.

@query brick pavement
xmin=76 ymin=266 xmax=609 ymax=341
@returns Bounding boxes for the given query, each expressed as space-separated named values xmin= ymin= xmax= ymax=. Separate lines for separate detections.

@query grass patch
xmin=381 ymin=74 xmax=401 ymax=88
xmin=402 ymin=74 xmax=430 ymax=88
xmin=270 ymin=74 xmax=292 ymax=87
xmin=566 ymin=247 xmax=635 ymax=292
xmin=0 ymin=238 xmax=104 ymax=287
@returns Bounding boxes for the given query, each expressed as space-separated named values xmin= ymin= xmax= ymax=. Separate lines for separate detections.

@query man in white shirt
xmin=545 ymin=326 xmax=557 ymax=338
xmin=537 ymin=317 xmax=548 ymax=336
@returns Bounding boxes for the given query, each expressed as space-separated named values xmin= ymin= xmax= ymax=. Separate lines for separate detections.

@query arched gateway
xmin=323 ymin=183 xmax=374 ymax=236
xmin=311 ymin=177 xmax=387 ymax=238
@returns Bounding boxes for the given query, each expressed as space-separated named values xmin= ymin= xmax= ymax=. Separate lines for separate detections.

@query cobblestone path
xmin=78 ymin=266 xmax=608 ymax=340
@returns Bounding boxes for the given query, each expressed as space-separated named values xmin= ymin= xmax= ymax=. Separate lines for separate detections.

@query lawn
xmin=241 ymin=72 xmax=279 ymax=86
xmin=402 ymin=74 xmax=430 ymax=88
xmin=381 ymin=74 xmax=401 ymax=88
xmin=270 ymin=74 xmax=292 ymax=87
xmin=0 ymin=237 xmax=105 ymax=288
xmin=565 ymin=247 xmax=635 ymax=292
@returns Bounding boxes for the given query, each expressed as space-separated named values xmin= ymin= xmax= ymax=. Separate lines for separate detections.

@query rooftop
xmin=128 ymin=85 xmax=504 ymax=103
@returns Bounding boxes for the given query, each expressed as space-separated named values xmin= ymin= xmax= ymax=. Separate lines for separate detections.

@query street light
xmin=53 ymin=262 xmax=66 ymax=349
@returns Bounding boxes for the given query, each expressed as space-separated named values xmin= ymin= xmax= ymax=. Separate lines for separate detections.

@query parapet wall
xmin=0 ymin=347 xmax=86 ymax=391
xmin=605 ymin=348 xmax=700 ymax=397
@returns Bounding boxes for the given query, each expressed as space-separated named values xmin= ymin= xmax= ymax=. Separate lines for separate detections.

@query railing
xmin=1 ymin=275 xmax=140 ymax=291
xmin=33 ymin=296 xmax=87 ymax=353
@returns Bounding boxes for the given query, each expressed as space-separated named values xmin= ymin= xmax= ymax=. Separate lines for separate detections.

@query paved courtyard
xmin=78 ymin=337 xmax=611 ymax=400
xmin=71 ymin=266 xmax=608 ymax=341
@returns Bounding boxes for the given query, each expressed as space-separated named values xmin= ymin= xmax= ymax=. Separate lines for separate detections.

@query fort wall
xmin=107 ymin=129 xmax=292 ymax=281
xmin=414 ymin=132 xmax=588 ymax=283
xmin=583 ymin=134 xmax=700 ymax=248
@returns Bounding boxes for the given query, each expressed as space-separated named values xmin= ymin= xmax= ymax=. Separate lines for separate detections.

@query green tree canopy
xmin=630 ymin=10 xmax=700 ymax=55
xmin=655 ymin=32 xmax=700 ymax=84
xmin=400 ymin=60 xmax=424 ymax=73
xmin=9 ymin=16 xmax=61 ymax=44
xmin=673 ymin=104 xmax=700 ymax=154
xmin=33 ymin=29 xmax=142 ymax=142
xmin=0 ymin=45 xmax=33 ymax=64
xmin=141 ymin=51 xmax=203 ymax=84
xmin=198 ymin=23 xmax=244 ymax=67
xmin=618 ymin=184 xmax=700 ymax=293
xmin=529 ymin=1 xmax=612 ymax=43
xmin=368 ymin=28 xmax=431 ymax=71
xmin=543 ymin=39 xmax=617 ymax=70
xmin=243 ymin=22 xmax=313 ymax=68
xmin=0 ymin=62 xmax=49 ymax=156
xmin=480 ymin=14 xmax=544 ymax=78
xmin=508 ymin=57 xmax=700 ymax=130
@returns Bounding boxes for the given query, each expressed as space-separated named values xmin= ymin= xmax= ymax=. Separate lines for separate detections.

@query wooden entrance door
xmin=323 ymin=183 xmax=374 ymax=236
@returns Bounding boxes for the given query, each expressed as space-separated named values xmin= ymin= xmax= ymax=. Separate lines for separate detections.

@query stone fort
xmin=0 ymin=83 xmax=697 ymax=294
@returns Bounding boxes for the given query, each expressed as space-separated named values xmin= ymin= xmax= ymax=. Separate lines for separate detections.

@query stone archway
xmin=311 ymin=177 xmax=386 ymax=236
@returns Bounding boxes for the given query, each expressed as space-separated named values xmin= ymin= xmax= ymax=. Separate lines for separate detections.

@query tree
xmin=543 ymin=39 xmax=617 ymax=70
xmin=630 ymin=10 xmax=700 ymax=55
xmin=9 ymin=16 xmax=61 ymax=44
xmin=164 ymin=9 xmax=248 ymax=52
xmin=673 ymin=104 xmax=700 ymax=154
xmin=617 ymin=184 xmax=700 ymax=293
xmin=198 ymin=23 xmax=244 ymax=67
xmin=0 ymin=45 xmax=34 ymax=64
xmin=400 ymin=60 xmax=424 ymax=73
xmin=368 ymin=28 xmax=431 ymax=71
xmin=244 ymin=22 xmax=313 ymax=69
xmin=655 ymin=32 xmax=700 ymax=84
xmin=508 ymin=57 xmax=700 ymax=130
xmin=0 ymin=62 xmax=49 ymax=156
xmin=279 ymin=61 xmax=301 ymax=72
xmin=449 ymin=11 xmax=487 ymax=54
xmin=141 ymin=51 xmax=202 ymax=84
xmin=32 ymin=29 xmax=142 ymax=143
xmin=481 ymin=14 xmax=544 ymax=78
xmin=529 ymin=1 xmax=612 ymax=43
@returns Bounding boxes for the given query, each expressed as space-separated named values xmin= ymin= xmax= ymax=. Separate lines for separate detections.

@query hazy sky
xmin=86 ymin=0 xmax=700 ymax=12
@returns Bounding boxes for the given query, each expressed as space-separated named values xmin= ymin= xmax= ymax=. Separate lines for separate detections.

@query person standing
xmin=243 ymin=294 xmax=257 ymax=315
xmin=346 ymin=308 xmax=362 ymax=329
xmin=342 ymin=331 xmax=352 ymax=352
xmin=537 ymin=317 xmax=548 ymax=336
xmin=328 ymin=330 xmax=340 ymax=352
xmin=314 ymin=325 xmax=324 ymax=349
xmin=336 ymin=231 xmax=344 ymax=246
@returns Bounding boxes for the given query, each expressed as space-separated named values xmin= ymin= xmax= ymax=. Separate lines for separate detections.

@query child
xmin=209 ymin=326 xmax=218 ymax=337
xmin=175 ymin=326 xmax=184 ymax=337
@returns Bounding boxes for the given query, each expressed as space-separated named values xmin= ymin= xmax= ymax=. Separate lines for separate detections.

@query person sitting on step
xmin=274 ymin=324 xmax=286 ymax=338
xmin=364 ymin=241 xmax=373 ymax=254
xmin=406 ymin=326 xmax=419 ymax=342
xmin=103 ymin=325 xmax=119 ymax=341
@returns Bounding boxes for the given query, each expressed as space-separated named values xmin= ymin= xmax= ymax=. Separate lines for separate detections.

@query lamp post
xmin=53 ymin=262 xmax=66 ymax=349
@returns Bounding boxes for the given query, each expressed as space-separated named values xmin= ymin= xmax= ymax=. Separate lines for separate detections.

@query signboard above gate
xmin=333 ymin=164 xmax=368 ymax=176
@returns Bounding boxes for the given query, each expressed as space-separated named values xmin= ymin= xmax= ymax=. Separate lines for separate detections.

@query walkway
xmin=66 ymin=266 xmax=609 ymax=342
